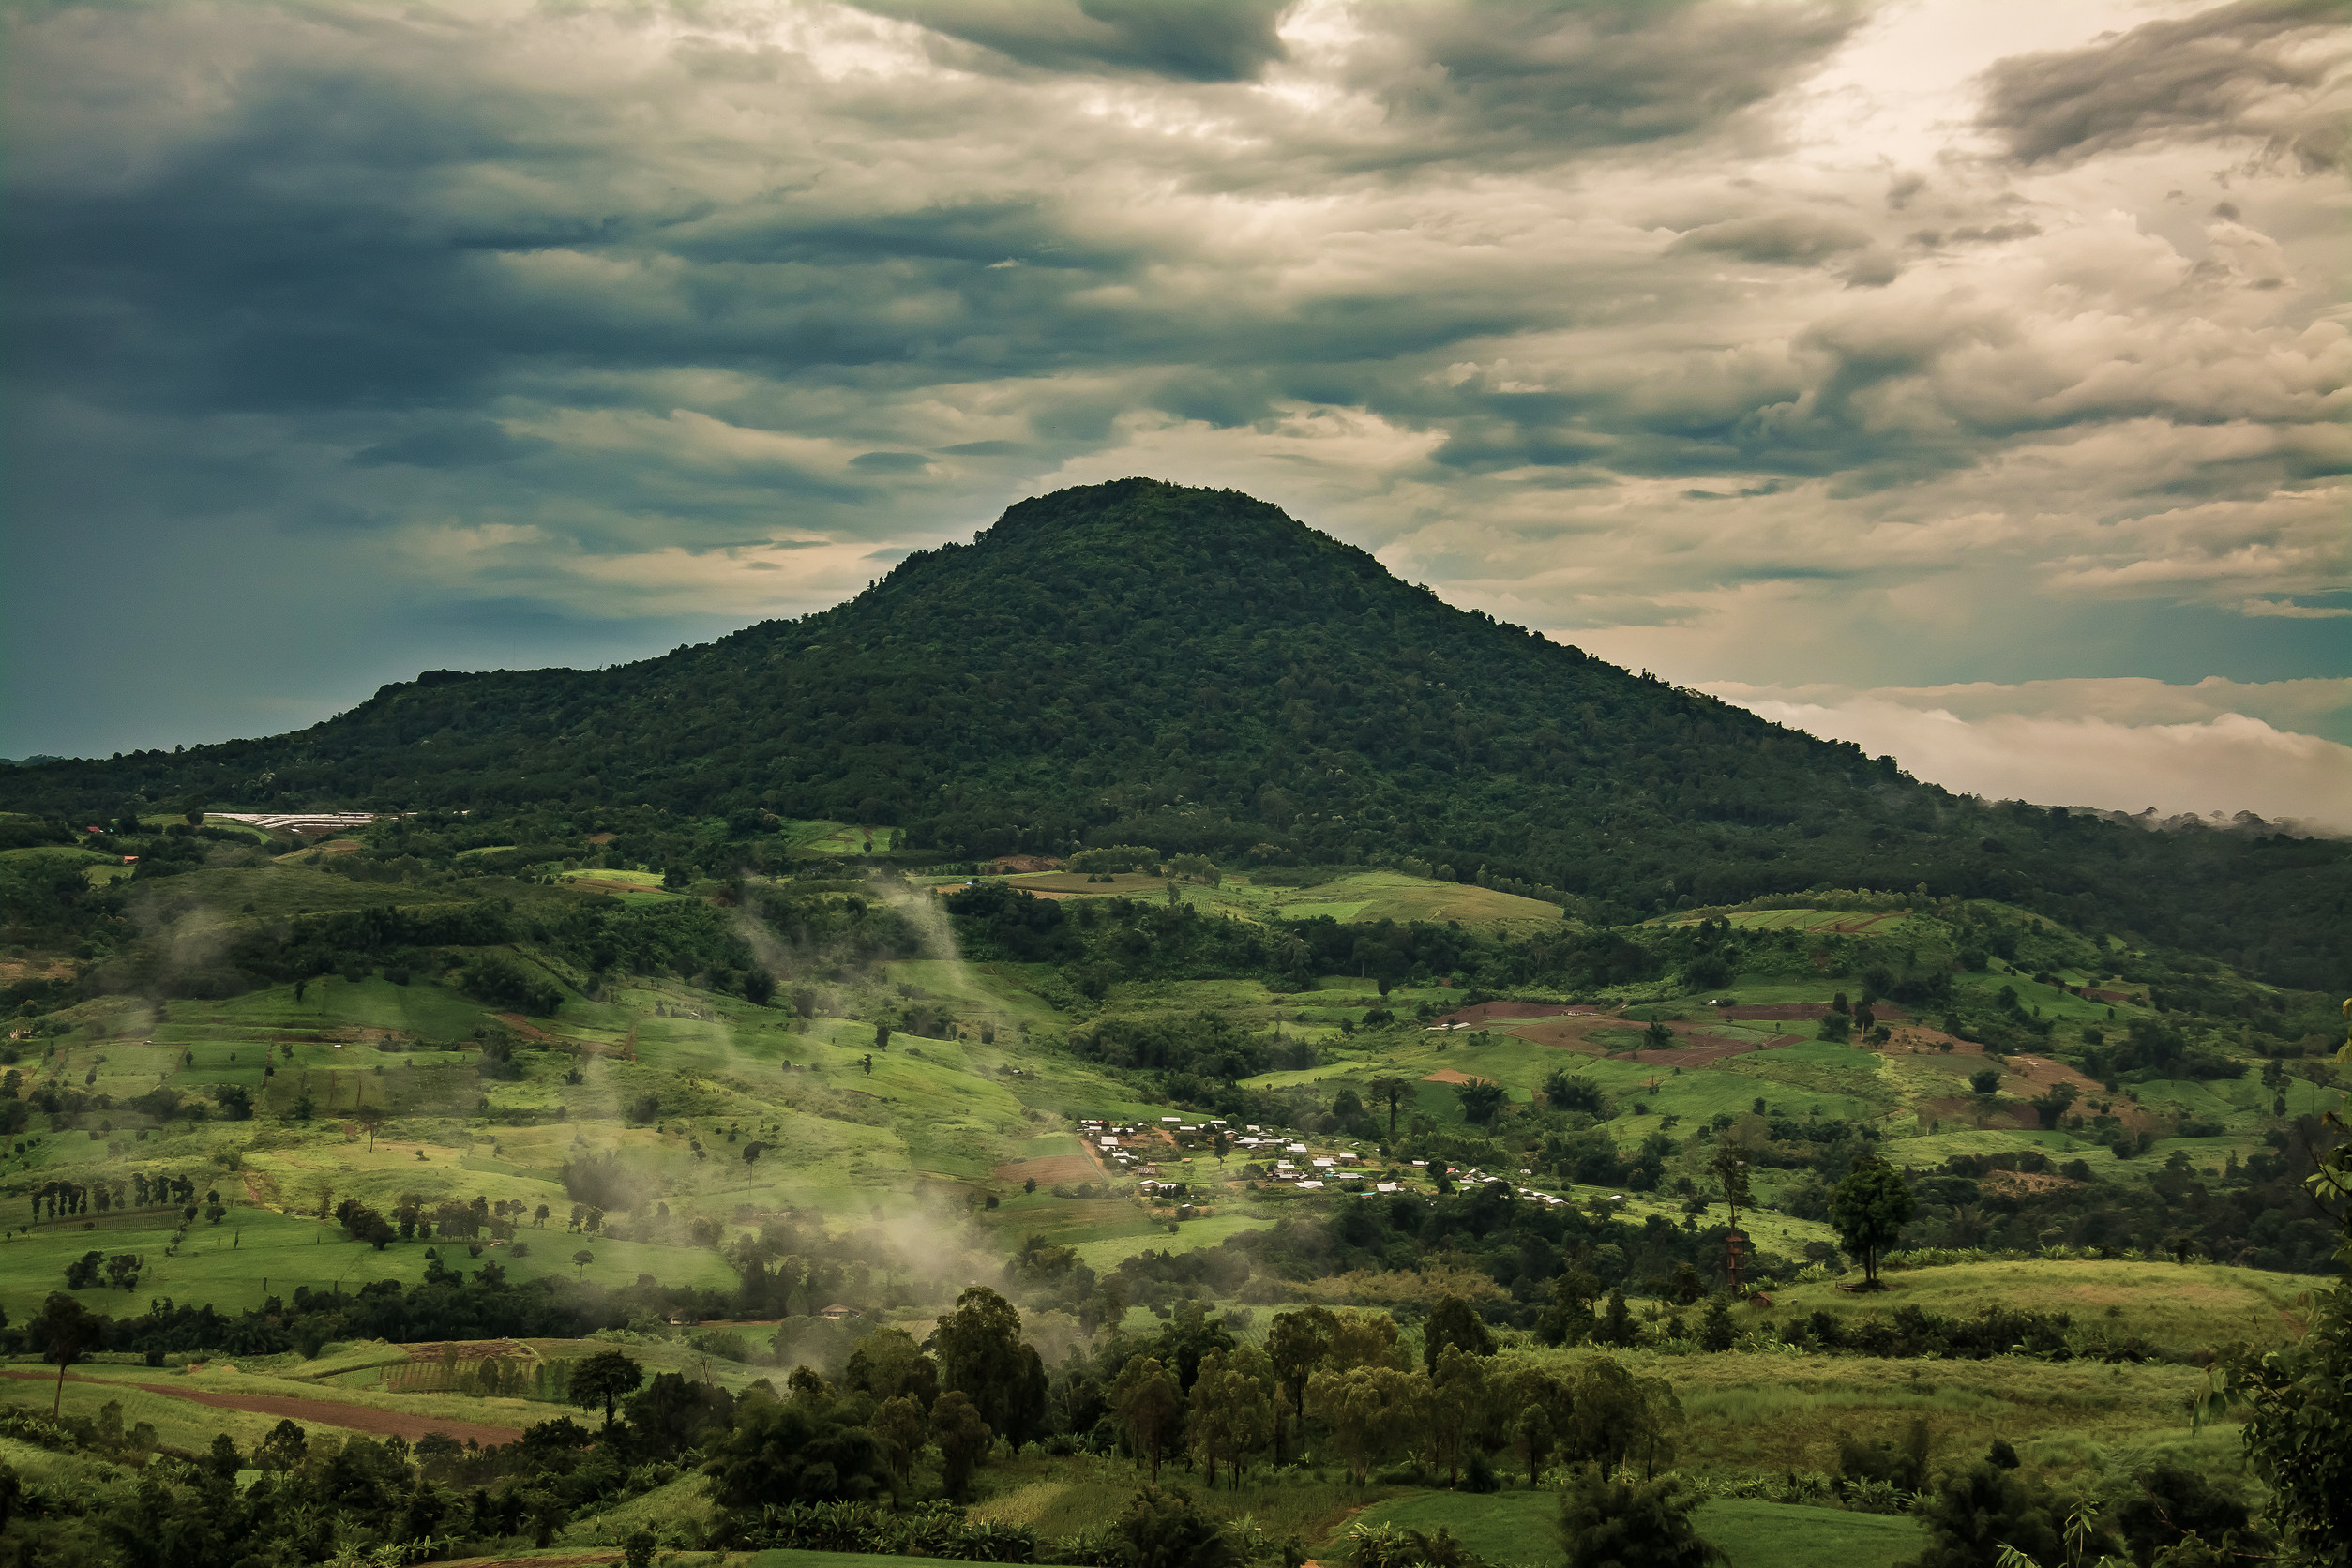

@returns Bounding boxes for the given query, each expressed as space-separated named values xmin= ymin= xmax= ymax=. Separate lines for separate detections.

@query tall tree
xmin=1111 ymin=1355 xmax=1184 ymax=1482
xmin=1187 ymin=1346 xmax=1275 ymax=1489
xmin=931 ymin=1285 xmax=1041 ymax=1440
xmin=928 ymin=1390 xmax=993 ymax=1500
xmin=1454 ymin=1078 xmax=1506 ymax=1127
xmin=1421 ymin=1294 xmax=1496 ymax=1368
xmin=571 ymin=1349 xmax=643 ymax=1427
xmin=1424 ymin=1344 xmax=1493 ymax=1487
xmin=1368 ymin=1076 xmax=1411 ymax=1138
xmin=1828 ymin=1153 xmax=1916 ymax=1289
xmin=29 ymin=1293 xmax=102 ymax=1419
xmin=1307 ymin=1364 xmax=1425 ymax=1485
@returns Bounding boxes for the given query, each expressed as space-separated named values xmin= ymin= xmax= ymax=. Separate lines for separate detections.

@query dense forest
xmin=1 ymin=480 xmax=2344 ymax=989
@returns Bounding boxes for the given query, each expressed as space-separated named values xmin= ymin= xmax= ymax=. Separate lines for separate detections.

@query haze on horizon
xmin=4 ymin=0 xmax=2347 ymax=827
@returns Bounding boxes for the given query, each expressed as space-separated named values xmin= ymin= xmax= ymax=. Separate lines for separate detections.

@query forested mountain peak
xmin=2 ymin=480 xmax=2346 ymax=988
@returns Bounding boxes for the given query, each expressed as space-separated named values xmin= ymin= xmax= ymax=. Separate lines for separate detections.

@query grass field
xmin=0 ymin=875 xmax=2329 ymax=1568
xmin=1353 ymin=1488 xmax=1926 ymax=1568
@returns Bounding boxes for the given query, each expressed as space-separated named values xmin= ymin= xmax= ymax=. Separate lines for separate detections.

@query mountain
xmin=2 ymin=478 xmax=2345 ymax=987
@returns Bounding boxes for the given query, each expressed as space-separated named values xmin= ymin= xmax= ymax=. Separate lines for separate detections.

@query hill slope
xmin=2 ymin=478 xmax=2345 ymax=987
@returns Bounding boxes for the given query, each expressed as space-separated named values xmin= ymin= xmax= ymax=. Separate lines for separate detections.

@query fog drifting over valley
xmin=3 ymin=0 xmax=2345 ymax=822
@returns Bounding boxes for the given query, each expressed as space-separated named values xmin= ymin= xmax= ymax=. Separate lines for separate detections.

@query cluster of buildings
xmin=1079 ymin=1113 xmax=1625 ymax=1212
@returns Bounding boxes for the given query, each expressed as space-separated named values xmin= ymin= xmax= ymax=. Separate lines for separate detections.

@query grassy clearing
xmin=966 ymin=1454 xmax=1400 ymax=1546
xmin=1352 ymin=1488 xmax=1925 ymax=1568
xmin=1758 ymin=1258 xmax=2326 ymax=1349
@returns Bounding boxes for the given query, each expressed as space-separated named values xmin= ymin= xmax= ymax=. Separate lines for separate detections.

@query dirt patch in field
xmin=1434 ymin=1000 xmax=1605 ymax=1027
xmin=0 ymin=1369 xmax=524 ymax=1446
xmin=1503 ymin=1018 xmax=1615 ymax=1050
xmin=492 ymin=1013 xmax=557 ymax=1042
xmin=988 ymin=855 xmax=1063 ymax=873
xmin=1421 ymin=1068 xmax=1495 ymax=1085
xmin=2080 ymin=988 xmax=2133 ymax=1004
xmin=1718 ymin=1003 xmax=1829 ymax=1020
xmin=993 ymin=1154 xmax=1097 ymax=1184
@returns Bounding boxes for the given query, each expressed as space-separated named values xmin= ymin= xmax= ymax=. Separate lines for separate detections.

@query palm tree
xmin=1369 ymin=1076 xmax=1410 ymax=1138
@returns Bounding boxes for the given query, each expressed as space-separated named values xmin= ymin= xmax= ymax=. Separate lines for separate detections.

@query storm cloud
xmin=2 ymin=0 xmax=2345 ymax=820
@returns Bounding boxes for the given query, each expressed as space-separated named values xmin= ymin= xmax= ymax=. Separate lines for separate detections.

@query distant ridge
xmin=2 ymin=479 xmax=2345 ymax=987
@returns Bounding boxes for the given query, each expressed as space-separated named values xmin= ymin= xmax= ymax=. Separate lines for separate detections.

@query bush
xmin=1907 ymin=1462 xmax=2062 ymax=1568
xmin=1556 ymin=1467 xmax=1721 ymax=1568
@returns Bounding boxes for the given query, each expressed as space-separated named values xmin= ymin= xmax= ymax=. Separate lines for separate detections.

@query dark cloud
xmin=1668 ymin=211 xmax=1872 ymax=264
xmin=854 ymin=0 xmax=1291 ymax=81
xmin=2 ymin=2 xmax=2343 ymax=760
xmin=1358 ymin=0 xmax=1866 ymax=156
xmin=1978 ymin=0 xmax=2351 ymax=168
xmin=352 ymin=419 xmax=549 ymax=468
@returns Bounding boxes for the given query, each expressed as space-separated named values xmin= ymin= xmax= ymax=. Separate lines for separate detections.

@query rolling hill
xmin=1 ymin=477 xmax=2345 ymax=988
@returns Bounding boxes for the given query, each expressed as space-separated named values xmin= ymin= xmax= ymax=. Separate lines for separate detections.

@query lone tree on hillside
xmin=1828 ymin=1153 xmax=1916 ymax=1289
xmin=571 ymin=1247 xmax=595 ymax=1279
xmin=1709 ymin=1144 xmax=1752 ymax=1234
xmin=31 ymin=1293 xmax=104 ymax=1418
xmin=571 ymin=1349 xmax=644 ymax=1427
xmin=1368 ymin=1076 xmax=1411 ymax=1138
xmin=1455 ymin=1078 xmax=1506 ymax=1127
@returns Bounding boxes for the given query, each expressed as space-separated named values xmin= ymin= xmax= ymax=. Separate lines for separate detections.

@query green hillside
xmin=2 ymin=479 xmax=2345 ymax=988
xmin=0 ymin=479 xmax=2345 ymax=1568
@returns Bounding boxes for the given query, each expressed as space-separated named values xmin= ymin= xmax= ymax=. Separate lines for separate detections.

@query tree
xmin=1828 ymin=1153 xmax=1916 ymax=1289
xmin=1108 ymin=1485 xmax=1241 ymax=1568
xmin=1307 ymin=1364 xmax=1424 ymax=1485
xmin=29 ymin=1293 xmax=103 ymax=1419
xmin=572 ymin=1248 xmax=595 ymax=1278
xmin=872 ymin=1394 xmax=925 ymax=1487
xmin=1510 ymin=1395 xmax=1556 ymax=1485
xmin=257 ymin=1418 xmax=308 ymax=1472
xmin=928 ymin=1388 xmax=993 ymax=1499
xmin=932 ymin=1285 xmax=1043 ymax=1442
xmin=703 ymin=1391 xmax=896 ymax=1509
xmin=1538 ymin=1269 xmax=1601 ymax=1347
xmin=1112 ymin=1354 xmax=1185 ymax=1481
xmin=571 ymin=1349 xmax=643 ymax=1427
xmin=1642 ymin=1019 xmax=1675 ymax=1049
xmin=1709 ymin=1142 xmax=1751 ymax=1233
xmin=1698 ymin=1295 xmax=1737 ymax=1353
xmin=1424 ymin=1344 xmax=1492 ymax=1486
xmin=1560 ymin=1356 xmax=1681 ymax=1477
xmin=1558 ymin=1466 xmax=1723 ymax=1568
xmin=1905 ymin=1460 xmax=2062 ymax=1568
xmin=1454 ymin=1079 xmax=1505 ymax=1126
xmin=1369 ymin=1076 xmax=1411 ymax=1138
xmin=1267 ymin=1304 xmax=1334 ymax=1464
xmin=846 ymin=1326 xmax=940 ymax=1409
xmin=1187 ymin=1347 xmax=1275 ymax=1488
xmin=1422 ymin=1294 xmax=1496 ymax=1367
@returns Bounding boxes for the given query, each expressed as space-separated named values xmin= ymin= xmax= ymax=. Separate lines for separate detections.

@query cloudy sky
xmin=6 ymin=0 xmax=2347 ymax=824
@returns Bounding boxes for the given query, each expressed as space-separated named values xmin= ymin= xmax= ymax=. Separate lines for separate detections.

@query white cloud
xmin=1702 ymin=676 xmax=2352 ymax=830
